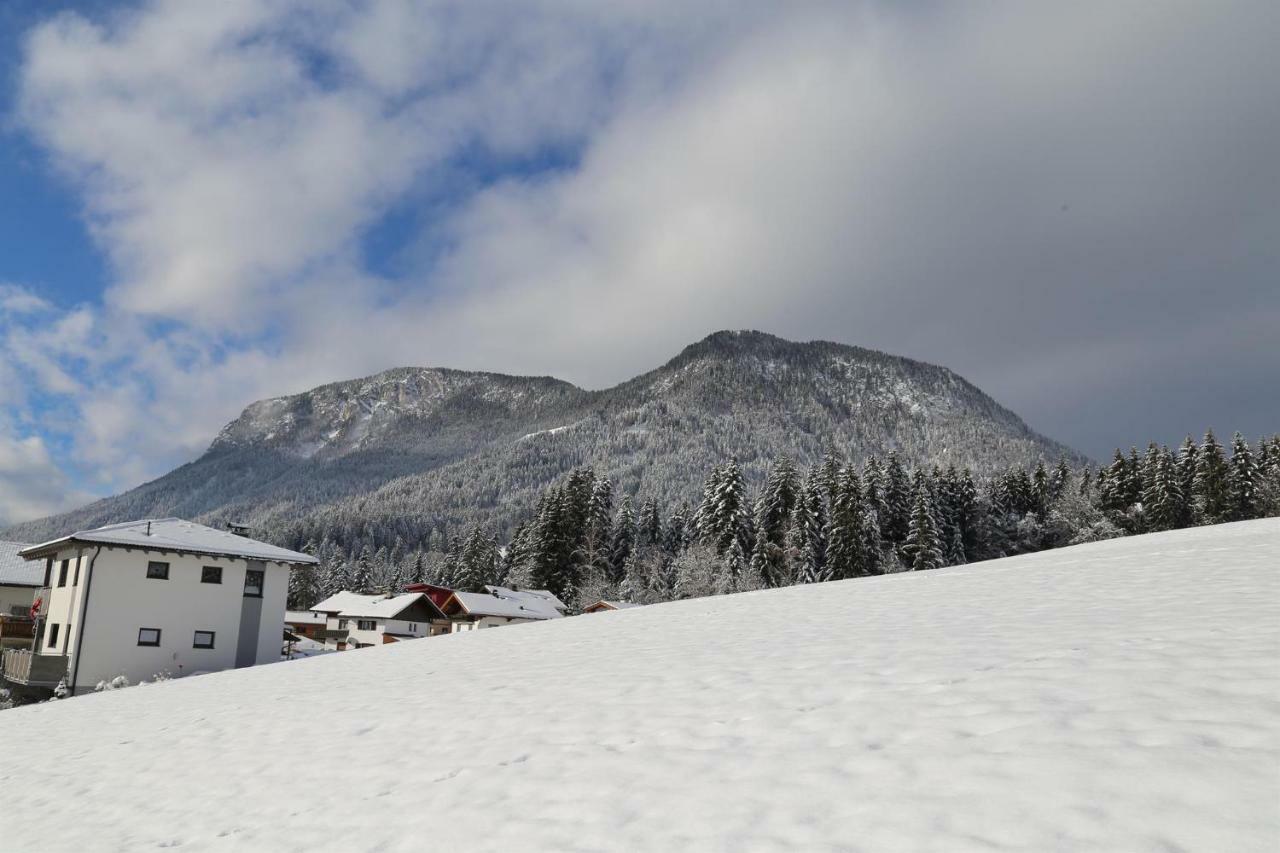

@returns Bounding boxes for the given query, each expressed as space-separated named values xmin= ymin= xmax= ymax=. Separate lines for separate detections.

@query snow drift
xmin=2 ymin=520 xmax=1277 ymax=851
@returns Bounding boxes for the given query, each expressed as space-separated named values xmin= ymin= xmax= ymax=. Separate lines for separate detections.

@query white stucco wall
xmin=0 ymin=583 xmax=37 ymax=617
xmin=322 ymin=615 xmax=432 ymax=649
xmin=36 ymin=545 xmax=290 ymax=692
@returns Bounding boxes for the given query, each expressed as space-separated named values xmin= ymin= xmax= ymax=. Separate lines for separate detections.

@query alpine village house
xmin=0 ymin=518 xmax=316 ymax=696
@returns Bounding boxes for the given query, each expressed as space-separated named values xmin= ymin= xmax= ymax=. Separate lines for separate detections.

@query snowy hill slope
xmin=2 ymin=521 xmax=1277 ymax=851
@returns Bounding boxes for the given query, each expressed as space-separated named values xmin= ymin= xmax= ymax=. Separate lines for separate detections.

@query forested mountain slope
xmin=5 ymin=331 xmax=1079 ymax=549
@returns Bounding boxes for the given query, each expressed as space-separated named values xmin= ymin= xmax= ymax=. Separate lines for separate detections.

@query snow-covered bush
xmin=94 ymin=675 xmax=132 ymax=692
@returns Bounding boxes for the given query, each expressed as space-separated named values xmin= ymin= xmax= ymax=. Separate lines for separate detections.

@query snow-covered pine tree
xmin=585 ymin=476 xmax=614 ymax=575
xmin=664 ymin=504 xmax=690 ymax=556
xmin=794 ymin=536 xmax=824 ymax=584
xmin=882 ymin=451 xmax=911 ymax=547
xmin=609 ymin=497 xmax=638 ymax=582
xmin=818 ymin=450 xmax=843 ymax=508
xmin=697 ymin=457 xmax=753 ymax=557
xmin=453 ymin=526 xmax=497 ymax=592
xmin=1176 ymin=436 xmax=1199 ymax=525
xmin=716 ymin=536 xmax=749 ymax=594
xmin=749 ymin=457 xmax=799 ymax=587
xmin=638 ymin=498 xmax=663 ymax=547
xmin=1227 ymin=432 xmax=1259 ymax=522
xmin=1144 ymin=446 xmax=1183 ymax=532
xmin=859 ymin=507 xmax=884 ymax=575
xmin=351 ymin=546 xmax=375 ymax=593
xmin=1031 ymin=462 xmax=1051 ymax=517
xmin=902 ymin=479 xmax=944 ymax=571
xmin=1194 ymin=430 xmax=1231 ymax=524
xmin=824 ymin=465 xmax=865 ymax=580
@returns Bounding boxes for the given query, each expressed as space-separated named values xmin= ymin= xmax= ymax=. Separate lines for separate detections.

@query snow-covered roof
xmin=482 ymin=585 xmax=567 ymax=612
xmin=308 ymin=591 xmax=440 ymax=620
xmin=587 ymin=599 xmax=641 ymax=611
xmin=0 ymin=540 xmax=41 ymax=587
xmin=449 ymin=590 xmax=564 ymax=620
xmin=19 ymin=518 xmax=318 ymax=565
xmin=284 ymin=610 xmax=327 ymax=625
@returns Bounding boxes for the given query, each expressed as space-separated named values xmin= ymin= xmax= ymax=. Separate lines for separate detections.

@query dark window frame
xmin=243 ymin=568 xmax=264 ymax=598
xmin=146 ymin=561 xmax=170 ymax=580
xmin=137 ymin=627 xmax=161 ymax=647
xmin=337 ymin=618 xmax=349 ymax=629
xmin=57 ymin=559 xmax=69 ymax=588
xmin=201 ymin=565 xmax=223 ymax=584
xmin=48 ymin=623 xmax=60 ymax=649
xmin=193 ymin=630 xmax=215 ymax=649
xmin=357 ymin=619 xmax=376 ymax=631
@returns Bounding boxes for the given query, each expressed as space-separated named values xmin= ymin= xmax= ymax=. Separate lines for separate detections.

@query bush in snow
xmin=94 ymin=676 xmax=131 ymax=692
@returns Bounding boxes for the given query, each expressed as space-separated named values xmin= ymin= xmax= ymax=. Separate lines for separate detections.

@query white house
xmin=0 ymin=540 xmax=40 ymax=617
xmin=441 ymin=585 xmax=565 ymax=631
xmin=0 ymin=518 xmax=316 ymax=695
xmin=308 ymin=591 xmax=450 ymax=650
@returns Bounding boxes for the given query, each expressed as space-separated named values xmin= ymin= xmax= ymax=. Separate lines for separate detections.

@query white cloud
xmin=4 ymin=0 xmax=1277 ymax=517
xmin=0 ymin=421 xmax=94 ymax=527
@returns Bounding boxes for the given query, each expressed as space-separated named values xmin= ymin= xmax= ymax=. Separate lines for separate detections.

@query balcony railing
xmin=1 ymin=648 xmax=68 ymax=688
xmin=314 ymin=628 xmax=349 ymax=641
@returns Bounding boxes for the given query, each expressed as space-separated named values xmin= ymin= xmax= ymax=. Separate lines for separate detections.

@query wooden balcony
xmin=314 ymin=628 xmax=349 ymax=641
xmin=1 ymin=648 xmax=68 ymax=688
xmin=0 ymin=615 xmax=36 ymax=648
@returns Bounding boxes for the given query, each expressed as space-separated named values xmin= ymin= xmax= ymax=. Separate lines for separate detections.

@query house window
xmin=337 ymin=618 xmax=349 ymax=629
xmin=146 ymin=561 xmax=170 ymax=580
xmin=243 ymin=569 xmax=264 ymax=598
xmin=193 ymin=631 xmax=215 ymax=649
xmin=137 ymin=627 xmax=161 ymax=647
xmin=202 ymin=566 xmax=223 ymax=584
xmin=357 ymin=619 xmax=375 ymax=631
xmin=409 ymin=623 xmax=417 ymax=632
xmin=57 ymin=559 xmax=69 ymax=587
xmin=47 ymin=623 xmax=60 ymax=649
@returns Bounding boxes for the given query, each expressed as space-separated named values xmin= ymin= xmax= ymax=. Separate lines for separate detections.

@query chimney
xmin=227 ymin=521 xmax=253 ymax=538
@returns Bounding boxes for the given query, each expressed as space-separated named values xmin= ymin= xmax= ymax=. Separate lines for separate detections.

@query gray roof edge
xmin=18 ymin=531 xmax=318 ymax=565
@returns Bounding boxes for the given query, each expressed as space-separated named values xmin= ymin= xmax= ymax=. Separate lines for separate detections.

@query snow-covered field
xmin=2 ymin=521 xmax=1277 ymax=851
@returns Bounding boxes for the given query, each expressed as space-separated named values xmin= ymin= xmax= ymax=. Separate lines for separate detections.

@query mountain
xmin=4 ymin=331 xmax=1082 ymax=550
xmin=5 ymin=521 xmax=1276 ymax=850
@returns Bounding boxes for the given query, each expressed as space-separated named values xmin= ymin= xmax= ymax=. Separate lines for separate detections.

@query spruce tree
xmin=352 ymin=546 xmax=375 ymax=593
xmin=882 ymin=451 xmax=911 ymax=547
xmin=609 ymin=497 xmax=638 ymax=582
xmin=1144 ymin=446 xmax=1183 ymax=532
xmin=749 ymin=457 xmax=799 ymax=587
xmin=1227 ymin=432 xmax=1259 ymax=522
xmin=1176 ymin=437 xmax=1199 ymax=524
xmin=825 ymin=466 xmax=865 ymax=580
xmin=1194 ymin=430 xmax=1231 ymax=524
xmin=902 ymin=479 xmax=943 ymax=571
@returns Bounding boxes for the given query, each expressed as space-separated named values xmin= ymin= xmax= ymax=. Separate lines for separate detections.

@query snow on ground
xmin=2 ymin=521 xmax=1278 ymax=852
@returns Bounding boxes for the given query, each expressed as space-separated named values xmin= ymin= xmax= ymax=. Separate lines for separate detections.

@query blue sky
xmin=0 ymin=0 xmax=1276 ymax=525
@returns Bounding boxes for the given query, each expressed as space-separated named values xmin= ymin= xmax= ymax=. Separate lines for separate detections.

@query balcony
xmin=314 ymin=628 xmax=349 ymax=641
xmin=1 ymin=648 xmax=68 ymax=688
xmin=0 ymin=615 xmax=36 ymax=649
